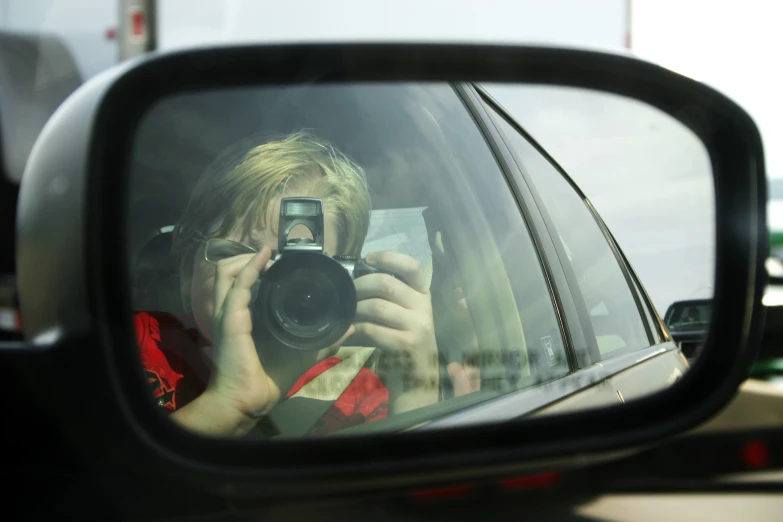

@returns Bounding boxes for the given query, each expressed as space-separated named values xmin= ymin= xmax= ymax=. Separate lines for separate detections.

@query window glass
xmin=665 ymin=301 xmax=712 ymax=330
xmin=487 ymin=109 xmax=651 ymax=358
xmin=127 ymin=83 xmax=567 ymax=437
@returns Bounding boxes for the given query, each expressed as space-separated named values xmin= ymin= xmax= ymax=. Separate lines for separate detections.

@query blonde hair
xmin=173 ymin=131 xmax=371 ymax=275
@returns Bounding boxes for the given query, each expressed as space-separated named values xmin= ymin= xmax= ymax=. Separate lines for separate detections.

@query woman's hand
xmin=171 ymin=246 xmax=279 ymax=436
xmin=205 ymin=246 xmax=281 ymax=427
xmin=173 ymin=245 xmax=355 ymax=436
xmin=447 ymin=362 xmax=481 ymax=397
xmin=352 ymin=252 xmax=439 ymax=413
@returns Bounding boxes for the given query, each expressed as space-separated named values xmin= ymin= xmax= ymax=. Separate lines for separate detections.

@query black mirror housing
xmin=11 ymin=44 xmax=767 ymax=501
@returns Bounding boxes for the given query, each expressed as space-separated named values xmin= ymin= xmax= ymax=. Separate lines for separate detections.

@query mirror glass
xmin=127 ymin=82 xmax=713 ymax=438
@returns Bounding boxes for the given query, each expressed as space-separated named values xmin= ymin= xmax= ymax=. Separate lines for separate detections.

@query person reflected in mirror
xmin=134 ymin=131 xmax=439 ymax=437
xmin=685 ymin=307 xmax=701 ymax=323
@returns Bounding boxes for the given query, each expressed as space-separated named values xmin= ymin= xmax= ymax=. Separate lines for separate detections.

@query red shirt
xmin=134 ymin=311 xmax=388 ymax=436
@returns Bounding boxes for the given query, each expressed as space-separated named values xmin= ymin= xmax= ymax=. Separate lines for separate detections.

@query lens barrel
xmin=253 ymin=252 xmax=357 ymax=351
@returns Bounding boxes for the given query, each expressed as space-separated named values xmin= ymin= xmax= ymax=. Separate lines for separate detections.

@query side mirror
xmin=663 ymin=299 xmax=712 ymax=362
xmin=12 ymin=44 xmax=767 ymax=503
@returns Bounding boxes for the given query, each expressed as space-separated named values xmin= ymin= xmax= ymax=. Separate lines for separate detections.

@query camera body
xmin=253 ymin=197 xmax=387 ymax=352
xmin=271 ymin=198 xmax=382 ymax=280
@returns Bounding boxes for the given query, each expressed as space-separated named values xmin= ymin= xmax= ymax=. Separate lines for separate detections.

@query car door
xmin=467 ymin=84 xmax=688 ymax=413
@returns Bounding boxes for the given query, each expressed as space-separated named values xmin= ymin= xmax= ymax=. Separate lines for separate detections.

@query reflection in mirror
xmin=127 ymin=82 xmax=713 ymax=438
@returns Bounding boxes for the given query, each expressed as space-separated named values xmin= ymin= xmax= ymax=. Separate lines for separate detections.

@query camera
xmin=253 ymin=197 xmax=388 ymax=352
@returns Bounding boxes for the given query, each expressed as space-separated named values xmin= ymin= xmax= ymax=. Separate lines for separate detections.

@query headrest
xmin=132 ymin=226 xmax=183 ymax=314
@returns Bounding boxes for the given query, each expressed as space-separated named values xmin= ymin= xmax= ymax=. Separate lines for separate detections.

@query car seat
xmin=132 ymin=226 xmax=185 ymax=315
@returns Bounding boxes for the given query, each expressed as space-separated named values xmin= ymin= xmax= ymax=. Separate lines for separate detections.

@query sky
xmin=1 ymin=0 xmax=778 ymax=314
xmin=631 ymin=0 xmax=781 ymax=181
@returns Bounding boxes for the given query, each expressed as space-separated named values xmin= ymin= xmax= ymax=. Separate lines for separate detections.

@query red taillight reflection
xmin=742 ymin=441 xmax=769 ymax=469
xmin=131 ymin=9 xmax=146 ymax=37
xmin=410 ymin=484 xmax=474 ymax=500
xmin=499 ymin=471 xmax=560 ymax=490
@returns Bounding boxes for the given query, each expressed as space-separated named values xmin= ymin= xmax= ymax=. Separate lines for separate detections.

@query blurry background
xmin=0 ymin=0 xmax=779 ymax=320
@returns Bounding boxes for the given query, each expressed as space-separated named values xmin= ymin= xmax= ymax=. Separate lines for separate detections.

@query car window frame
xmin=452 ymin=82 xmax=581 ymax=373
xmin=592 ymin=210 xmax=669 ymax=345
xmin=455 ymin=83 xmax=591 ymax=371
xmin=473 ymin=84 xmax=659 ymax=366
xmin=471 ymin=85 xmax=599 ymax=367
xmin=577 ymin=199 xmax=658 ymax=359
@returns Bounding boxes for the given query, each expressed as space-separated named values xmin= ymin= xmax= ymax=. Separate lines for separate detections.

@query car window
xmin=593 ymin=210 xmax=663 ymax=344
xmin=485 ymin=106 xmax=652 ymax=360
xmin=666 ymin=301 xmax=712 ymax=329
xmin=127 ymin=82 xmax=569 ymax=436
xmin=362 ymin=208 xmax=431 ymax=269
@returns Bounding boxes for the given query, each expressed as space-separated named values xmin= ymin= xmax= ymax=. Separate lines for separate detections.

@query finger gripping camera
xmin=253 ymin=197 xmax=386 ymax=352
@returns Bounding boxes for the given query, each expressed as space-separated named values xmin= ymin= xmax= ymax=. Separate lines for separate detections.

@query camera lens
xmin=272 ymin=269 xmax=338 ymax=334
xmin=254 ymin=252 xmax=358 ymax=352
xmin=281 ymin=283 xmax=322 ymax=326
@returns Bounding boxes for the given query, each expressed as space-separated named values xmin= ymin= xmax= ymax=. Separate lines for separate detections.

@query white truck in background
xmin=0 ymin=0 xmax=153 ymax=79
xmin=0 ymin=0 xmax=151 ymax=186
xmin=0 ymin=0 xmax=630 ymax=81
